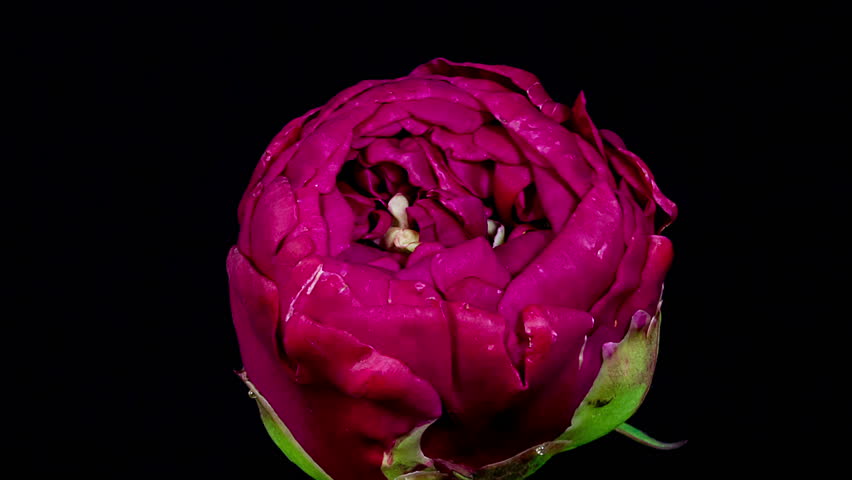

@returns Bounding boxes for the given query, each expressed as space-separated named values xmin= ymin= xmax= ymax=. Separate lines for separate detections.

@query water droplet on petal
xmin=248 ymin=390 xmax=257 ymax=399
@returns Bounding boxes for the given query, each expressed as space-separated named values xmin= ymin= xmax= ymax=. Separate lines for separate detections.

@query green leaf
xmin=238 ymin=371 xmax=334 ymax=480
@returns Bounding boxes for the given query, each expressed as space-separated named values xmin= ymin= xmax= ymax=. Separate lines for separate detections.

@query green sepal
xmin=554 ymin=309 xmax=661 ymax=449
xmin=383 ymin=421 xmax=437 ymax=479
xmin=238 ymin=370 xmax=334 ymax=480
xmin=615 ymin=423 xmax=687 ymax=450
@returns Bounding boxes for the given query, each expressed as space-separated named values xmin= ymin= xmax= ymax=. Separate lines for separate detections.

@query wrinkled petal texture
xmin=228 ymin=58 xmax=676 ymax=479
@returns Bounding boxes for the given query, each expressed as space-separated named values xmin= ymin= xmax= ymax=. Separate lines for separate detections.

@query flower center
xmin=382 ymin=194 xmax=421 ymax=253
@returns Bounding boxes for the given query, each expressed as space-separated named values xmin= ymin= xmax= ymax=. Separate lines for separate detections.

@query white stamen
xmin=383 ymin=194 xmax=421 ymax=253
xmin=388 ymin=193 xmax=411 ymax=228
xmin=488 ymin=219 xmax=506 ymax=248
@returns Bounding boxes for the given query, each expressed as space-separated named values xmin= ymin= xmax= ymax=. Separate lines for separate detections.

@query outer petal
xmin=238 ymin=108 xmax=318 ymax=225
xmin=516 ymin=306 xmax=596 ymax=443
xmin=411 ymin=58 xmax=570 ymax=123
xmin=282 ymin=313 xmax=443 ymax=480
xmin=319 ymin=188 xmax=355 ymax=257
xmin=421 ymin=302 xmax=525 ymax=468
xmin=605 ymin=143 xmax=678 ymax=231
xmin=246 ymin=177 xmax=298 ymax=275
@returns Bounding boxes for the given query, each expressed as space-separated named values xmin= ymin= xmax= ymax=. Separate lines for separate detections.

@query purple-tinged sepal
xmin=556 ymin=309 xmax=663 ymax=449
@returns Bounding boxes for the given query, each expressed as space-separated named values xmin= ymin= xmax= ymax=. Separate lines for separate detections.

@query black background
xmin=14 ymin=0 xmax=848 ymax=477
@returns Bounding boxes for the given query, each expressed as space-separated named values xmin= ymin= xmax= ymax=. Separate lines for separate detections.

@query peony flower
xmin=227 ymin=58 xmax=682 ymax=480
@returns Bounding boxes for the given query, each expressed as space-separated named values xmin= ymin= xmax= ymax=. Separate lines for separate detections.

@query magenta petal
xmin=405 ymin=241 xmax=444 ymax=267
xmin=615 ymin=235 xmax=673 ymax=323
xmin=394 ymin=252 xmax=437 ymax=286
xmin=304 ymin=79 xmax=388 ymax=133
xmin=590 ymin=181 xmax=652 ymax=336
xmin=296 ymin=303 xmax=454 ymax=409
xmin=438 ymin=193 xmax=489 ymax=238
xmin=412 ymin=58 xmax=568 ymax=121
xmin=568 ymin=91 xmax=605 ymax=153
xmin=444 ymin=302 xmax=523 ymax=415
xmin=367 ymin=256 xmax=403 ymax=272
xmin=448 ymin=159 xmax=493 ymax=198
xmin=431 ymin=237 xmax=512 ymax=294
xmin=291 ymin=187 xmax=329 ymax=257
xmin=493 ymin=163 xmax=531 ymax=222
xmin=239 ymin=107 xmax=320 ymax=227
xmin=518 ymin=305 xmax=595 ymax=439
xmin=317 ymin=258 xmax=392 ymax=308
xmin=600 ymin=128 xmax=627 ymax=149
xmin=421 ymin=302 xmax=525 ymax=468
xmin=349 ymin=77 xmax=483 ymax=111
xmin=531 ymin=166 xmax=578 ymax=232
xmin=443 ymin=277 xmax=504 ymax=312
xmin=363 ymin=138 xmax=438 ymax=190
xmin=285 ymin=312 xmax=443 ymax=416
xmin=430 ymin=128 xmax=490 ymax=161
xmin=499 ymin=184 xmax=624 ymax=325
xmin=284 ymin=312 xmax=442 ymax=480
xmin=363 ymin=210 xmax=392 ymax=241
xmin=274 ymin=235 xmax=316 ymax=269
xmin=354 ymin=103 xmax=410 ymax=137
xmin=284 ymin=113 xmax=360 ymax=190
xmin=415 ymin=199 xmax=469 ymax=247
xmin=494 ymin=229 xmax=553 ymax=275
xmin=227 ymin=246 xmax=280 ymax=353
xmin=388 ymin=279 xmax=441 ymax=306
xmin=234 ymin=248 xmax=437 ymax=480
xmin=320 ymin=188 xmax=355 ymax=256
xmin=400 ymin=98 xmax=488 ymax=134
xmin=473 ymin=124 xmax=523 ymax=165
xmin=607 ymin=145 xmax=678 ymax=230
xmin=245 ymin=177 xmax=298 ymax=274
xmin=475 ymin=89 xmax=595 ymax=196
xmin=513 ymin=184 xmax=546 ymax=223
xmin=414 ymin=137 xmax=465 ymax=194
xmin=337 ymin=242 xmax=387 ymax=265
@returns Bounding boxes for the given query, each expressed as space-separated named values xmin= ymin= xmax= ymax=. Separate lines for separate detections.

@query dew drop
xmin=247 ymin=390 xmax=257 ymax=399
xmin=535 ymin=446 xmax=546 ymax=456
